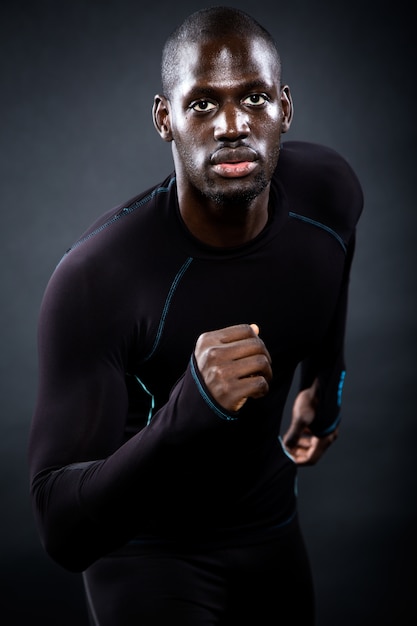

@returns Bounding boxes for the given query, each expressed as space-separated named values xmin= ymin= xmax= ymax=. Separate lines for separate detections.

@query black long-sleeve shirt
xmin=28 ymin=141 xmax=363 ymax=572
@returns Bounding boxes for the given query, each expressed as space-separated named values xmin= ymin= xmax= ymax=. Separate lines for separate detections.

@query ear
xmin=152 ymin=94 xmax=173 ymax=142
xmin=280 ymin=85 xmax=294 ymax=133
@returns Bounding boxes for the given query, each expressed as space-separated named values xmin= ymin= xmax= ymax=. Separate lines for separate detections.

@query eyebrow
xmin=186 ymin=78 xmax=276 ymax=100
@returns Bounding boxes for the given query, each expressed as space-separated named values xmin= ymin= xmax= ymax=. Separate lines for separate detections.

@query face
xmin=154 ymin=34 xmax=293 ymax=207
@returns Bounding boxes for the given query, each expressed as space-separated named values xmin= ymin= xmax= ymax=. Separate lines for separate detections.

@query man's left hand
xmin=282 ymin=379 xmax=338 ymax=466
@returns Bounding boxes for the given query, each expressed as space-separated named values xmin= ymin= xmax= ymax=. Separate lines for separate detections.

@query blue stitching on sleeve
xmin=315 ymin=412 xmax=342 ymax=436
xmin=190 ymin=357 xmax=238 ymax=422
xmin=337 ymin=370 xmax=346 ymax=407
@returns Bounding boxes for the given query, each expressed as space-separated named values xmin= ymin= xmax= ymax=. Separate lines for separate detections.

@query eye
xmin=191 ymin=100 xmax=217 ymax=112
xmin=243 ymin=94 xmax=269 ymax=106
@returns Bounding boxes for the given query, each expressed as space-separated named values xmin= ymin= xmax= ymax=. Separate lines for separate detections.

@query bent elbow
xmin=30 ymin=469 xmax=98 ymax=572
xmin=40 ymin=525 xmax=95 ymax=573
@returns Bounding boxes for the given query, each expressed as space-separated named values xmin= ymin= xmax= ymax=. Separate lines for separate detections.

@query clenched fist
xmin=194 ymin=323 xmax=272 ymax=412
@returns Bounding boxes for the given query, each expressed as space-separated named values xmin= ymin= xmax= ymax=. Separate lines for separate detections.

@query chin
xmin=205 ymin=173 xmax=269 ymax=206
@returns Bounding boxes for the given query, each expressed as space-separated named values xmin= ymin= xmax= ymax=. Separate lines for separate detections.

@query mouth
xmin=210 ymin=147 xmax=258 ymax=178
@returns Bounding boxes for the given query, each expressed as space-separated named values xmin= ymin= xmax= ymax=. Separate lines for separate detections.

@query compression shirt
xmin=28 ymin=141 xmax=363 ymax=572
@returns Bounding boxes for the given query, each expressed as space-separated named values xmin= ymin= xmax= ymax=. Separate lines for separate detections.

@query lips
xmin=210 ymin=147 xmax=258 ymax=178
xmin=210 ymin=146 xmax=258 ymax=165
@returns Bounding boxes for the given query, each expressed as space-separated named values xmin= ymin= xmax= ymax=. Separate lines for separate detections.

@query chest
xmin=129 ymin=223 xmax=346 ymax=398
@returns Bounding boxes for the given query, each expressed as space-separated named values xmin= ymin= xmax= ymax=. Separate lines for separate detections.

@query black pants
xmin=83 ymin=520 xmax=315 ymax=625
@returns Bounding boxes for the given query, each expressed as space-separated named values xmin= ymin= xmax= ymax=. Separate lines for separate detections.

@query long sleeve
xmin=28 ymin=250 xmax=237 ymax=572
xmin=30 ymin=363 xmax=232 ymax=572
xmin=28 ymin=142 xmax=363 ymax=574
xmin=299 ymin=234 xmax=357 ymax=436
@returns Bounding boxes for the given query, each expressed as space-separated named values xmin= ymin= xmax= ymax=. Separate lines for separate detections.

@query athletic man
xmin=29 ymin=7 xmax=363 ymax=624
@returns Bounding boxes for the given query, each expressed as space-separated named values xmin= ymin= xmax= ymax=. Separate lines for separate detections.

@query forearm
xmin=299 ymin=358 xmax=345 ymax=436
xmin=30 ymin=359 xmax=235 ymax=571
xmin=299 ymin=236 xmax=355 ymax=436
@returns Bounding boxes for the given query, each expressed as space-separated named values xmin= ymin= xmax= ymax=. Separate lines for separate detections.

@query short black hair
xmin=161 ymin=6 xmax=281 ymax=98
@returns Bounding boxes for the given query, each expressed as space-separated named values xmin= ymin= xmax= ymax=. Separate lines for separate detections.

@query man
xmin=28 ymin=6 xmax=363 ymax=625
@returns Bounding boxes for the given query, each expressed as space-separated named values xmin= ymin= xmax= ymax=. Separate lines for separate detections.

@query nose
xmin=214 ymin=103 xmax=250 ymax=142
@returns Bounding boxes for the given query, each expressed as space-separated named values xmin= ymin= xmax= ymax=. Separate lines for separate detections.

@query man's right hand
xmin=194 ymin=323 xmax=272 ymax=412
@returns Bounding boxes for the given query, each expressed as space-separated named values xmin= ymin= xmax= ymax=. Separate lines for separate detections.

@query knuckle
xmin=254 ymin=354 xmax=272 ymax=379
xmin=195 ymin=331 xmax=211 ymax=350
xmin=252 ymin=375 xmax=269 ymax=396
xmin=208 ymin=363 xmax=223 ymax=381
xmin=205 ymin=345 xmax=221 ymax=365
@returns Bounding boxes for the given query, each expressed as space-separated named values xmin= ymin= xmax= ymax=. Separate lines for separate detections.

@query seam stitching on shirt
xmin=144 ymin=256 xmax=193 ymax=361
xmin=289 ymin=211 xmax=347 ymax=253
xmin=62 ymin=177 xmax=176 ymax=258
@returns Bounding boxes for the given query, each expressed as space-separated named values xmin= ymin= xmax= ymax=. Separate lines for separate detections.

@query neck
xmin=178 ymin=186 xmax=271 ymax=248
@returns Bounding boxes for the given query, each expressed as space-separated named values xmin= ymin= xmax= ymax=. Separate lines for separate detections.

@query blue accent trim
xmin=144 ymin=257 xmax=193 ymax=361
xmin=133 ymin=375 xmax=155 ymax=425
xmin=278 ymin=436 xmax=296 ymax=463
xmin=190 ymin=357 xmax=238 ymax=422
xmin=122 ymin=176 xmax=176 ymax=215
xmin=337 ymin=370 xmax=346 ymax=407
xmin=316 ymin=412 xmax=342 ymax=437
xmin=62 ymin=177 xmax=176 ymax=258
xmin=289 ymin=212 xmax=347 ymax=253
xmin=316 ymin=370 xmax=346 ymax=436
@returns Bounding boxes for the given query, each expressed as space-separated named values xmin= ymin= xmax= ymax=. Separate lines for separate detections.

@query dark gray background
xmin=1 ymin=0 xmax=415 ymax=624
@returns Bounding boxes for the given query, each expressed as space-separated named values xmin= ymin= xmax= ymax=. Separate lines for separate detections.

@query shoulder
xmin=278 ymin=140 xmax=362 ymax=199
xmin=65 ymin=173 xmax=177 ymax=258
xmin=276 ymin=140 xmax=364 ymax=242
xmin=42 ymin=174 xmax=177 ymax=310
